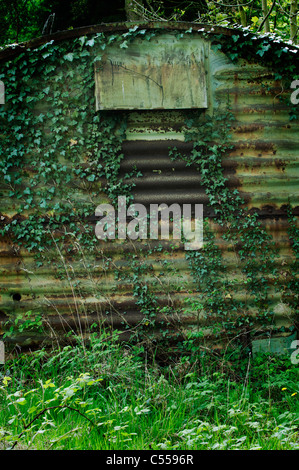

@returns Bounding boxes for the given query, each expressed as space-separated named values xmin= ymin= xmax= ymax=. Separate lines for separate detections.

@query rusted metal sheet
xmin=120 ymin=140 xmax=242 ymax=208
xmin=0 ymin=24 xmax=298 ymax=349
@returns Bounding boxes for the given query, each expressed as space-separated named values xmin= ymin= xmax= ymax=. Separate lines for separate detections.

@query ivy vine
xmin=170 ymin=111 xmax=282 ymax=347
xmin=0 ymin=24 xmax=297 ymax=351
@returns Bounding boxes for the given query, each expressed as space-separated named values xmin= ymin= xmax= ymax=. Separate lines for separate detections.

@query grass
xmin=0 ymin=331 xmax=298 ymax=450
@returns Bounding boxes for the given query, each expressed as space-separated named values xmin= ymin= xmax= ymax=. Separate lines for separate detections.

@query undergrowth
xmin=0 ymin=332 xmax=298 ymax=451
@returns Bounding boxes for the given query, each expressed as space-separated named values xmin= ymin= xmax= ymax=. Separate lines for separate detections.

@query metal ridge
xmin=0 ymin=21 xmax=298 ymax=62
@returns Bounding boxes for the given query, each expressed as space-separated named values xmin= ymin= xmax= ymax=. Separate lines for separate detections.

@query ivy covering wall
xmin=0 ymin=24 xmax=298 ymax=353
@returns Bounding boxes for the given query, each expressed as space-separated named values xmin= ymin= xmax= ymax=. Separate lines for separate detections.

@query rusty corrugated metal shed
xmin=0 ymin=23 xmax=298 ymax=351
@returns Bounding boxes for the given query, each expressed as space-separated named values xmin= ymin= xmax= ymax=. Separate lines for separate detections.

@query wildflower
xmin=281 ymin=387 xmax=287 ymax=391
xmin=2 ymin=376 xmax=11 ymax=386
xmin=291 ymin=392 xmax=297 ymax=397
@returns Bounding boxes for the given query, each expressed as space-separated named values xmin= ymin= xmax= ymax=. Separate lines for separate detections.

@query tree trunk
xmin=125 ymin=0 xmax=145 ymax=21
xmin=238 ymin=3 xmax=247 ymax=27
xmin=290 ymin=0 xmax=298 ymax=44
xmin=261 ymin=0 xmax=270 ymax=32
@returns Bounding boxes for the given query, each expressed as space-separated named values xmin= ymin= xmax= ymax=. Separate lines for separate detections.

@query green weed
xmin=0 ymin=333 xmax=298 ymax=450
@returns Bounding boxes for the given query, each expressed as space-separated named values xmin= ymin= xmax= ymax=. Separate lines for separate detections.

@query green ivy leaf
xmin=64 ymin=53 xmax=74 ymax=62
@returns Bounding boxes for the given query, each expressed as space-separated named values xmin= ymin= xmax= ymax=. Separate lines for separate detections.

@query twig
xmin=257 ymin=0 xmax=276 ymax=32
xmin=10 ymin=404 xmax=99 ymax=450
xmin=209 ymin=0 xmax=255 ymax=7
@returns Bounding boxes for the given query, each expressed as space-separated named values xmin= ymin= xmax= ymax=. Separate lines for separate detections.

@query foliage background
xmin=0 ymin=0 xmax=298 ymax=46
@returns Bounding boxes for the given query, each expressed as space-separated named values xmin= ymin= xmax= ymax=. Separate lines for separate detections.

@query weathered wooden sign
xmin=95 ymin=36 xmax=208 ymax=110
xmin=0 ymin=340 xmax=4 ymax=365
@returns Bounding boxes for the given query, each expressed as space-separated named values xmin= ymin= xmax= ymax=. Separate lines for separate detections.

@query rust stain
xmin=274 ymin=159 xmax=286 ymax=171
xmin=0 ymin=26 xmax=298 ymax=347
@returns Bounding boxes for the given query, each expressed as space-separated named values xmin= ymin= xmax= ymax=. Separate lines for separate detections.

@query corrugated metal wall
xmin=0 ymin=24 xmax=298 ymax=349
